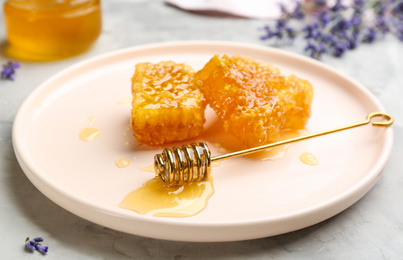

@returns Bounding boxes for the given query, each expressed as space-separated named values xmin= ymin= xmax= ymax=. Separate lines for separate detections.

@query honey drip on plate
xmin=246 ymin=129 xmax=307 ymax=161
xmin=300 ymin=152 xmax=318 ymax=166
xmin=79 ymin=127 xmax=101 ymax=142
xmin=141 ymin=164 xmax=156 ymax=173
xmin=116 ymin=158 xmax=131 ymax=168
xmin=119 ymin=177 xmax=214 ymax=217
xmin=79 ymin=116 xmax=101 ymax=142
xmin=88 ymin=116 xmax=97 ymax=126
xmin=117 ymin=97 xmax=132 ymax=105
xmin=211 ymin=143 xmax=229 ymax=154
xmin=211 ymin=161 xmax=221 ymax=167
xmin=123 ymin=124 xmax=132 ymax=136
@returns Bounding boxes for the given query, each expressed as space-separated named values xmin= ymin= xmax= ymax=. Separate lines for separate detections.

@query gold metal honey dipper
xmin=154 ymin=112 xmax=393 ymax=186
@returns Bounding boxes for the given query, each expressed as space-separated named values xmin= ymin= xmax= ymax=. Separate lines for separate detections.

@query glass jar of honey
xmin=3 ymin=0 xmax=102 ymax=61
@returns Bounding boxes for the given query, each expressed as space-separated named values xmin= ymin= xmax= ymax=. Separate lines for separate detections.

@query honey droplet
xmin=141 ymin=164 xmax=155 ymax=173
xmin=123 ymin=124 xmax=132 ymax=136
xmin=211 ymin=143 xmax=229 ymax=154
xmin=211 ymin=161 xmax=221 ymax=167
xmin=117 ymin=97 xmax=132 ymax=105
xmin=79 ymin=127 xmax=101 ymax=142
xmin=300 ymin=152 xmax=318 ymax=166
xmin=88 ymin=116 xmax=97 ymax=126
xmin=119 ymin=176 xmax=214 ymax=217
xmin=116 ymin=158 xmax=131 ymax=168
xmin=246 ymin=129 xmax=307 ymax=161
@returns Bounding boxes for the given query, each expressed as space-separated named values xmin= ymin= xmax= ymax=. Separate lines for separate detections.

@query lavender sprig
xmin=260 ymin=1 xmax=304 ymax=43
xmin=260 ymin=0 xmax=403 ymax=59
xmin=1 ymin=60 xmax=20 ymax=80
xmin=25 ymin=237 xmax=48 ymax=254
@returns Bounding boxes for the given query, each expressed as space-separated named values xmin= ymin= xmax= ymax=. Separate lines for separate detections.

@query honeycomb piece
xmin=196 ymin=55 xmax=313 ymax=148
xmin=131 ymin=61 xmax=206 ymax=146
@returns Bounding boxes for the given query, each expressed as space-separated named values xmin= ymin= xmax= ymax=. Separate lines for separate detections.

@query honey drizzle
xmin=119 ymin=176 xmax=214 ymax=217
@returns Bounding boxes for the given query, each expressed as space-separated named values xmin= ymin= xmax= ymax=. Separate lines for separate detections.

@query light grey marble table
xmin=1 ymin=0 xmax=403 ymax=259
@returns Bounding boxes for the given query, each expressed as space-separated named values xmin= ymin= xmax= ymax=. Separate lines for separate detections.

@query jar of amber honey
xmin=3 ymin=0 xmax=102 ymax=61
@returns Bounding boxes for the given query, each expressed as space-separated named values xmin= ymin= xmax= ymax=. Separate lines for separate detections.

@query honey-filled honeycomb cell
xmin=131 ymin=61 xmax=206 ymax=146
xmin=196 ymin=55 xmax=313 ymax=148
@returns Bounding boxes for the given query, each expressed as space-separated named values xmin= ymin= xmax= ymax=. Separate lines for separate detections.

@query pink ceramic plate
xmin=13 ymin=41 xmax=393 ymax=242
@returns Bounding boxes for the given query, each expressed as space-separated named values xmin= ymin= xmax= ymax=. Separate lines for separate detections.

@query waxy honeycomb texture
xmin=131 ymin=61 xmax=206 ymax=146
xmin=196 ymin=55 xmax=313 ymax=148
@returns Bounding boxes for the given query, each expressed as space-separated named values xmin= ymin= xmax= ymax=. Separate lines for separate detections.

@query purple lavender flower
xmin=33 ymin=237 xmax=44 ymax=242
xmin=331 ymin=19 xmax=352 ymax=34
xmin=25 ymin=241 xmax=35 ymax=252
xmin=347 ymin=36 xmax=358 ymax=49
xmin=392 ymin=2 xmax=403 ymax=16
xmin=319 ymin=11 xmax=332 ymax=25
xmin=376 ymin=16 xmax=389 ymax=34
xmin=375 ymin=0 xmax=386 ymax=16
xmin=352 ymin=0 xmax=365 ymax=13
xmin=333 ymin=41 xmax=348 ymax=57
xmin=291 ymin=1 xmax=305 ymax=20
xmin=350 ymin=13 xmax=361 ymax=27
xmin=391 ymin=1 xmax=403 ymax=41
xmin=35 ymin=244 xmax=49 ymax=254
xmin=260 ymin=1 xmax=305 ymax=44
xmin=362 ymin=27 xmax=377 ymax=43
xmin=330 ymin=0 xmax=346 ymax=12
xmin=1 ymin=60 xmax=20 ymax=81
xmin=303 ymin=22 xmax=321 ymax=39
xmin=304 ymin=40 xmax=327 ymax=58
xmin=25 ymin=237 xmax=48 ymax=255
xmin=314 ymin=0 xmax=327 ymax=7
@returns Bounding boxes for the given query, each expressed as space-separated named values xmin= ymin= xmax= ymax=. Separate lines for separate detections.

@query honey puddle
xmin=119 ymin=176 xmax=214 ymax=217
xmin=300 ymin=152 xmax=318 ymax=166
xmin=78 ymin=127 xmax=102 ymax=142
xmin=246 ymin=129 xmax=307 ymax=161
xmin=116 ymin=158 xmax=131 ymax=168
xmin=117 ymin=97 xmax=132 ymax=105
